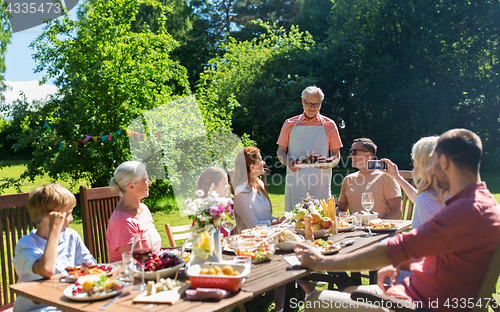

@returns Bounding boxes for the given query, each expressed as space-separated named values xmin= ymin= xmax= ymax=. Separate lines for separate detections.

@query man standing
xmin=295 ymin=129 xmax=500 ymax=312
xmin=277 ymin=86 xmax=342 ymax=212
xmin=338 ymin=138 xmax=402 ymax=219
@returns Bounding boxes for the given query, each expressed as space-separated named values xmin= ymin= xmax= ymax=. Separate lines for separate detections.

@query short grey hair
xmin=301 ymin=86 xmax=324 ymax=101
xmin=109 ymin=161 xmax=148 ymax=193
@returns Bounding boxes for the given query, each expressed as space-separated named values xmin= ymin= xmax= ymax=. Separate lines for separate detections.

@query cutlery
xmin=341 ymin=240 xmax=355 ymax=246
xmin=365 ymin=226 xmax=374 ymax=236
xmin=100 ymin=291 xmax=130 ymax=310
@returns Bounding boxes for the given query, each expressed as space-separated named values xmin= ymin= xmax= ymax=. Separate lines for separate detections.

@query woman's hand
xmin=377 ymin=265 xmax=400 ymax=293
xmin=272 ymin=216 xmax=287 ymax=225
xmin=294 ymin=243 xmax=326 ymax=271
xmin=381 ymin=158 xmax=400 ymax=179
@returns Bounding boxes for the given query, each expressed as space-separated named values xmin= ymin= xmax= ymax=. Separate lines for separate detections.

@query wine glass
xmin=131 ymin=231 xmax=153 ymax=291
xmin=221 ymin=210 xmax=237 ymax=235
xmin=361 ymin=192 xmax=375 ymax=213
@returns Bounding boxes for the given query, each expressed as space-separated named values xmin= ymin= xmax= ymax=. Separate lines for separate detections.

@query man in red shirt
xmin=295 ymin=128 xmax=500 ymax=312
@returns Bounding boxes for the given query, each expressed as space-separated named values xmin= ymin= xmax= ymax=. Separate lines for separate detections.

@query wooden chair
xmin=164 ymin=223 xmax=193 ymax=247
xmin=0 ymin=192 xmax=32 ymax=311
xmin=79 ymin=186 xmax=120 ymax=264
xmin=351 ymin=238 xmax=500 ymax=312
xmin=399 ymin=170 xmax=415 ymax=221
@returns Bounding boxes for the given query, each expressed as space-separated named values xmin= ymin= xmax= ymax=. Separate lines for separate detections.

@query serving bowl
xmin=277 ymin=234 xmax=305 ymax=251
xmin=186 ymin=262 xmax=251 ymax=292
xmin=230 ymin=238 xmax=276 ymax=263
xmin=135 ymin=252 xmax=185 ymax=280
xmin=353 ymin=211 xmax=379 ymax=225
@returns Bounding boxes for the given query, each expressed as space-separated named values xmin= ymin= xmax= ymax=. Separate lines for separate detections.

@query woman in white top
xmin=232 ymin=146 xmax=286 ymax=233
xmin=382 ymin=136 xmax=448 ymax=228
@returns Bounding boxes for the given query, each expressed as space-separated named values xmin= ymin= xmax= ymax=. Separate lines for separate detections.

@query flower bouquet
xmin=183 ymin=190 xmax=234 ymax=263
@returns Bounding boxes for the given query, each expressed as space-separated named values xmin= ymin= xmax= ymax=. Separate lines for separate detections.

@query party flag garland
xmin=40 ymin=121 xmax=162 ymax=151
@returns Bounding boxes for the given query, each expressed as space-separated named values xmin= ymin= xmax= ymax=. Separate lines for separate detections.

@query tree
xmin=11 ymin=0 xmax=190 ymax=187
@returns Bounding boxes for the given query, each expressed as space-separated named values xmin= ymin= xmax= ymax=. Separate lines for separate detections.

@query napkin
xmin=284 ymin=256 xmax=301 ymax=267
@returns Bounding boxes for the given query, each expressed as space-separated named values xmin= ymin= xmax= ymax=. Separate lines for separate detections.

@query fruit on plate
xmin=199 ymin=265 xmax=241 ymax=276
xmin=72 ymin=275 xmax=120 ymax=296
xmin=310 ymin=211 xmax=322 ymax=224
xmin=144 ymin=252 xmax=182 ymax=272
xmin=320 ymin=217 xmax=333 ymax=229
xmin=296 ymin=209 xmax=308 ymax=220
xmin=65 ymin=263 xmax=114 ymax=277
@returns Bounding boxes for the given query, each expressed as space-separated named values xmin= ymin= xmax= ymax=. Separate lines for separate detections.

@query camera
xmin=367 ymin=160 xmax=387 ymax=170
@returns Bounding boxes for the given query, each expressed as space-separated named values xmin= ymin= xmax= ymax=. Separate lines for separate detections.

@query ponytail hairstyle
xmin=109 ymin=161 xmax=148 ymax=195
xmin=196 ymin=167 xmax=227 ymax=196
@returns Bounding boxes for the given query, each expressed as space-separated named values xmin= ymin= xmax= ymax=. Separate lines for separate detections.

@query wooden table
xmin=10 ymin=220 xmax=411 ymax=312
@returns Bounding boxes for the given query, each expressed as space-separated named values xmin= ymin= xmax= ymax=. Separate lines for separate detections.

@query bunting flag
xmin=136 ymin=132 xmax=142 ymax=140
xmin=101 ymin=135 xmax=107 ymax=142
xmin=85 ymin=135 xmax=92 ymax=142
xmin=92 ymin=136 xmax=97 ymax=142
xmin=73 ymin=141 xmax=79 ymax=148
xmin=43 ymin=121 xmax=49 ymax=128
xmin=107 ymin=134 xmax=112 ymax=141
xmin=129 ymin=131 xmax=136 ymax=137
xmin=155 ymin=132 xmax=160 ymax=139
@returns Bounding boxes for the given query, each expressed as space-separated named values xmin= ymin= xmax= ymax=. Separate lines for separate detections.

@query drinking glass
xmin=120 ymin=251 xmax=135 ymax=284
xmin=361 ymin=192 xmax=375 ymax=213
xmin=131 ymin=232 xmax=153 ymax=291
xmin=221 ymin=210 xmax=237 ymax=235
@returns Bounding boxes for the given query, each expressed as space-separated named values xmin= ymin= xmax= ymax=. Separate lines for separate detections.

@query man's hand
xmin=48 ymin=211 xmax=66 ymax=234
xmin=289 ymin=163 xmax=301 ymax=172
xmin=377 ymin=265 xmax=400 ymax=293
xmin=294 ymin=243 xmax=326 ymax=271
xmin=272 ymin=216 xmax=288 ymax=225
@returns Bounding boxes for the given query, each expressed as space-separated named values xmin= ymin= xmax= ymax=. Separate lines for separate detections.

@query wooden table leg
xmin=284 ymin=281 xmax=296 ymax=312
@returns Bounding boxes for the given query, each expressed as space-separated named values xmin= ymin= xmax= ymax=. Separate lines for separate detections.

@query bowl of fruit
xmin=290 ymin=194 xmax=334 ymax=238
xmin=230 ymin=238 xmax=275 ymax=263
xmin=135 ymin=250 xmax=185 ymax=280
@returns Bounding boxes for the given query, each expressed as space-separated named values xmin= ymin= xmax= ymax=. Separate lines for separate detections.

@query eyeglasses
xmin=349 ymin=149 xmax=370 ymax=156
xmin=303 ymin=101 xmax=322 ymax=108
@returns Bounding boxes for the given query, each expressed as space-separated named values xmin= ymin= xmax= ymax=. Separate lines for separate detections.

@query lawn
xmin=1 ymin=164 xmax=500 ymax=311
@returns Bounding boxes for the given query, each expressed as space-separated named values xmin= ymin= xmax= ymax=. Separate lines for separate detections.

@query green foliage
xmin=9 ymin=0 xmax=190 ymax=188
xmin=196 ymin=22 xmax=317 ymax=161
xmin=0 ymin=0 xmax=12 ymax=102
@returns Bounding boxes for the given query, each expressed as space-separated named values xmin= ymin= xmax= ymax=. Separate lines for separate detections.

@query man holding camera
xmin=338 ymin=138 xmax=403 ymax=219
xmin=277 ymin=86 xmax=343 ymax=212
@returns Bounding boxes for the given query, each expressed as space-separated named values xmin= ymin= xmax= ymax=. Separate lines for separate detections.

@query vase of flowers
xmin=183 ymin=189 xmax=234 ymax=264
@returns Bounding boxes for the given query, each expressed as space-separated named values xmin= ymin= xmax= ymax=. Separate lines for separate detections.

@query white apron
xmin=284 ymin=115 xmax=332 ymax=212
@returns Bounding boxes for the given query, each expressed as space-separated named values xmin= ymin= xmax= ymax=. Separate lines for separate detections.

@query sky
xmin=3 ymin=5 xmax=80 ymax=106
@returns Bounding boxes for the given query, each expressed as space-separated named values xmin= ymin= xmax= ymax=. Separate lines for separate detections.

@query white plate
xmin=338 ymin=225 xmax=355 ymax=232
xmin=277 ymin=235 xmax=305 ymax=251
xmin=294 ymin=228 xmax=330 ymax=238
xmin=63 ymin=280 xmax=125 ymax=301
xmin=312 ymin=244 xmax=341 ymax=255
xmin=64 ymin=264 xmax=117 ymax=282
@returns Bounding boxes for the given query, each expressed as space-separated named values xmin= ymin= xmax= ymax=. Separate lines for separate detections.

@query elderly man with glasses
xmin=339 ymin=138 xmax=402 ymax=219
xmin=277 ymin=86 xmax=343 ymax=212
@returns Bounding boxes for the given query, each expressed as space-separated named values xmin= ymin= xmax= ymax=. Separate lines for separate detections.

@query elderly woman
xmin=106 ymin=161 xmax=162 ymax=262
xmin=232 ymin=146 xmax=286 ymax=232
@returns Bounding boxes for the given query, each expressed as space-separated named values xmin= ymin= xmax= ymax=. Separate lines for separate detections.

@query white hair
xmin=301 ymin=86 xmax=324 ymax=101
xmin=109 ymin=161 xmax=148 ymax=193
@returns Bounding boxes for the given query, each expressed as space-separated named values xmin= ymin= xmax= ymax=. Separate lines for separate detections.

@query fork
xmin=100 ymin=291 xmax=130 ymax=310
xmin=365 ymin=226 xmax=374 ymax=236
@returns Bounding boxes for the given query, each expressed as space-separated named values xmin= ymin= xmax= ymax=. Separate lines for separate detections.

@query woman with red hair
xmin=232 ymin=146 xmax=286 ymax=232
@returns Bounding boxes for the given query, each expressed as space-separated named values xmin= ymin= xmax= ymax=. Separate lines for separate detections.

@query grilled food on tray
xmin=292 ymin=154 xmax=337 ymax=165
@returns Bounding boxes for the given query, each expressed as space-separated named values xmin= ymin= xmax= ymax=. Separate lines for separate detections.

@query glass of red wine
xmin=131 ymin=231 xmax=153 ymax=291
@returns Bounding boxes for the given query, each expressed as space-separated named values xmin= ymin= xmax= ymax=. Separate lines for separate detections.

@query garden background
xmin=0 ymin=0 xmax=499 ymax=311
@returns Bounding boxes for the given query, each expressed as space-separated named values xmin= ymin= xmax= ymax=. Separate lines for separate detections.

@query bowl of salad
xmin=230 ymin=238 xmax=275 ymax=263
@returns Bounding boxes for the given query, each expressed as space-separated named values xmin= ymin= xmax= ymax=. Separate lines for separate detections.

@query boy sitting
xmin=13 ymin=184 xmax=96 ymax=312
